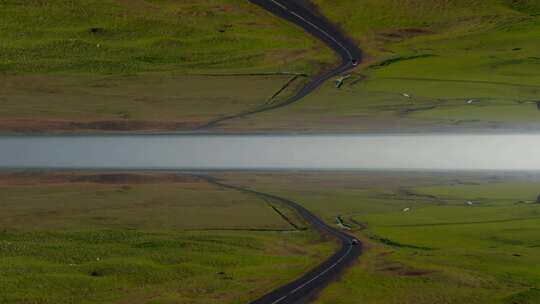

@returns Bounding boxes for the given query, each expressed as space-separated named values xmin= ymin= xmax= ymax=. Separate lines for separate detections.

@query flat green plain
xmin=217 ymin=171 xmax=540 ymax=304
xmin=0 ymin=73 xmax=302 ymax=132
xmin=0 ymin=0 xmax=328 ymax=133
xmin=0 ymin=0 xmax=330 ymax=74
xmin=0 ymin=172 xmax=334 ymax=304
xmin=227 ymin=0 xmax=540 ymax=132
xmin=3 ymin=171 xmax=540 ymax=303
xmin=3 ymin=0 xmax=540 ymax=132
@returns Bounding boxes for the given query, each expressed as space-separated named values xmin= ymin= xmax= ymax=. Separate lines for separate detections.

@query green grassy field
xmin=0 ymin=73 xmax=303 ymax=132
xmin=311 ymin=0 xmax=540 ymax=130
xmin=0 ymin=172 xmax=334 ymax=304
xmin=216 ymin=171 xmax=540 ymax=303
xmin=3 ymin=171 xmax=540 ymax=303
xmin=0 ymin=0 xmax=329 ymax=133
xmin=217 ymin=0 xmax=540 ymax=132
xmin=3 ymin=0 xmax=540 ymax=132
xmin=0 ymin=0 xmax=331 ymax=74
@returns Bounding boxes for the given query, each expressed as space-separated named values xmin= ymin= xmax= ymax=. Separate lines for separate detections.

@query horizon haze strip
xmin=0 ymin=135 xmax=538 ymax=170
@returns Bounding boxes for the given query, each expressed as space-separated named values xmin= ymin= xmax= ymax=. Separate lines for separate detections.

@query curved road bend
xmin=196 ymin=0 xmax=362 ymax=130
xmin=196 ymin=175 xmax=361 ymax=304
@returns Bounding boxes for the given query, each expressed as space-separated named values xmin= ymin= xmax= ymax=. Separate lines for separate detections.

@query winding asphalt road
xmin=196 ymin=175 xmax=362 ymax=304
xmin=196 ymin=0 xmax=362 ymax=130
